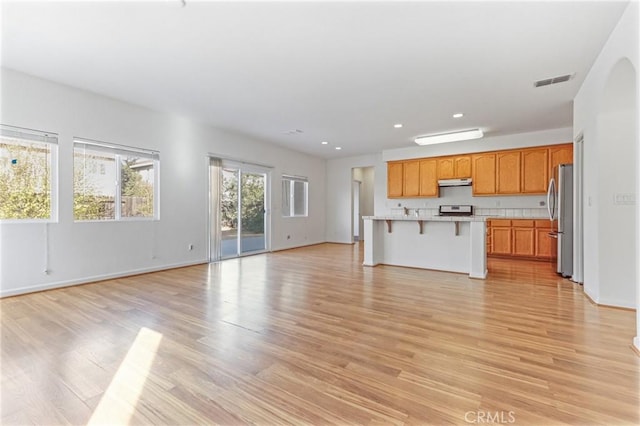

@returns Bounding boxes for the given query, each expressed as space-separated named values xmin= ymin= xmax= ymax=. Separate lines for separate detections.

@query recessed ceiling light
xmin=453 ymin=113 xmax=464 ymax=118
xmin=321 ymin=141 xmax=328 ymax=145
xmin=394 ymin=124 xmax=403 ymax=128
xmin=415 ymin=128 xmax=483 ymax=145
xmin=335 ymin=147 xmax=342 ymax=150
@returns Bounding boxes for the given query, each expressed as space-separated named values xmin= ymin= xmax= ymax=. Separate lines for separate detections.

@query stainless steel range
xmin=438 ymin=204 xmax=473 ymax=217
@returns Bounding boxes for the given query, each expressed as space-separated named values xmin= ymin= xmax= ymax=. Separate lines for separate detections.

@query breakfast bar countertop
xmin=363 ymin=215 xmax=488 ymax=222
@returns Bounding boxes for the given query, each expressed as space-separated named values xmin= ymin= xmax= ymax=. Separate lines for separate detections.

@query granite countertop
xmin=363 ymin=215 xmax=487 ymax=222
xmin=482 ymin=216 xmax=552 ymax=220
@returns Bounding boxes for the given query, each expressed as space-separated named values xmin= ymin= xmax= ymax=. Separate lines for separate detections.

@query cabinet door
xmin=521 ymin=148 xmax=549 ymax=194
xmin=437 ymin=157 xmax=454 ymax=179
xmin=496 ymin=151 xmax=521 ymax=194
xmin=387 ymin=162 xmax=404 ymax=197
xmin=419 ymin=158 xmax=439 ymax=197
xmin=513 ymin=227 xmax=535 ymax=257
xmin=454 ymin=156 xmax=472 ymax=178
xmin=549 ymin=143 xmax=573 ymax=177
xmin=491 ymin=227 xmax=512 ymax=255
xmin=472 ymin=153 xmax=496 ymax=195
xmin=535 ymin=228 xmax=554 ymax=258
xmin=403 ymin=160 xmax=421 ymax=197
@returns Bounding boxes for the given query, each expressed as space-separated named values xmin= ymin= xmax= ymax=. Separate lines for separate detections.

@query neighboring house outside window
xmin=74 ymin=139 xmax=159 ymax=221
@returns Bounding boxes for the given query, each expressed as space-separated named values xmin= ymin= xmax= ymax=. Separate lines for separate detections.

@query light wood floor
xmin=1 ymin=243 xmax=638 ymax=425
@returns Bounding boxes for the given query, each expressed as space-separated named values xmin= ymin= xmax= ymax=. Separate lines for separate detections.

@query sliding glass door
xmin=218 ymin=163 xmax=268 ymax=258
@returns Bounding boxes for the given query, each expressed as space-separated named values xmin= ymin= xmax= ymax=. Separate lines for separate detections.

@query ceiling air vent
xmin=283 ymin=129 xmax=303 ymax=135
xmin=534 ymin=73 xmax=574 ymax=88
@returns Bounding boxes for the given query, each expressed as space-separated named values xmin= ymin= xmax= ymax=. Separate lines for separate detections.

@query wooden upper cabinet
xmin=454 ymin=156 xmax=472 ymax=178
xmin=387 ymin=162 xmax=404 ymax=198
xmin=388 ymin=143 xmax=573 ymax=199
xmin=521 ymin=148 xmax=549 ymax=194
xmin=549 ymin=143 xmax=573 ymax=177
xmin=496 ymin=151 xmax=521 ymax=194
xmin=403 ymin=160 xmax=421 ymax=197
xmin=437 ymin=155 xmax=471 ymax=179
xmin=419 ymin=158 xmax=439 ymax=197
xmin=437 ymin=157 xmax=455 ymax=179
xmin=472 ymin=153 xmax=496 ymax=195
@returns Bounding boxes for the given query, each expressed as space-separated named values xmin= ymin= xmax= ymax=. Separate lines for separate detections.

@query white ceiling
xmin=1 ymin=1 xmax=629 ymax=158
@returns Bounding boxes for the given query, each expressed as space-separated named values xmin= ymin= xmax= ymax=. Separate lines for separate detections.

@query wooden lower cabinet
xmin=489 ymin=220 xmax=512 ymax=255
xmin=488 ymin=219 xmax=556 ymax=261
xmin=534 ymin=220 xmax=556 ymax=259
xmin=512 ymin=221 xmax=535 ymax=257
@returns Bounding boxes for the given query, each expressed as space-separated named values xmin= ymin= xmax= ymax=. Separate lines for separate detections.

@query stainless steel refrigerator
xmin=547 ymin=164 xmax=573 ymax=277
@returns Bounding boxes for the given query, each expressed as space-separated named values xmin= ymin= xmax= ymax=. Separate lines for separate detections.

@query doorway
xmin=210 ymin=159 xmax=270 ymax=260
xmin=353 ymin=180 xmax=361 ymax=241
xmin=351 ymin=167 xmax=375 ymax=243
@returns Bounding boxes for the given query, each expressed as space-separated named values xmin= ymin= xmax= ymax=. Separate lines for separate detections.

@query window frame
xmin=282 ymin=174 xmax=308 ymax=218
xmin=73 ymin=138 xmax=160 ymax=222
xmin=0 ymin=125 xmax=58 ymax=223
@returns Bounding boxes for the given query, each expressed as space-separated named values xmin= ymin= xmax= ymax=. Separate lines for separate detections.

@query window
xmin=0 ymin=125 xmax=58 ymax=221
xmin=282 ymin=175 xmax=308 ymax=217
xmin=74 ymin=139 xmax=159 ymax=221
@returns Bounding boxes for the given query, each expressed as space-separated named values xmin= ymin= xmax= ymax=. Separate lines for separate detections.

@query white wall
xmin=326 ymin=128 xmax=572 ymax=244
xmin=0 ymin=69 xmax=326 ymax=296
xmin=573 ymin=2 xmax=638 ymax=315
xmin=382 ymin=127 xmax=572 ymax=161
xmin=325 ymin=154 xmax=380 ymax=243
xmin=352 ymin=167 xmax=375 ymax=240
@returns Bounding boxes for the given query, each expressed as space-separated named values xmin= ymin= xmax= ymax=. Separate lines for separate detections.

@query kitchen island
xmin=363 ymin=216 xmax=487 ymax=279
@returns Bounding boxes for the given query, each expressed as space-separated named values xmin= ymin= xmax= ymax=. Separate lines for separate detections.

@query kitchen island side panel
xmin=382 ymin=220 xmax=471 ymax=273
xmin=363 ymin=217 xmax=486 ymax=278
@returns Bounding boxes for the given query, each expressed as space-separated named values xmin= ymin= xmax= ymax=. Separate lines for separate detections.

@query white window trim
xmin=282 ymin=174 xmax=308 ymax=218
xmin=73 ymin=138 xmax=160 ymax=222
xmin=0 ymin=124 xmax=58 ymax=223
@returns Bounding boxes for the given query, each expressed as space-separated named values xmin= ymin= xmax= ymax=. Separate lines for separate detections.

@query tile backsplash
xmin=474 ymin=208 xmax=549 ymax=218
xmin=388 ymin=207 xmax=549 ymax=218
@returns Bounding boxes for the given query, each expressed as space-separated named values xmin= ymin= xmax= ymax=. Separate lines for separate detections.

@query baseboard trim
xmin=0 ymin=260 xmax=208 ymax=298
xmin=271 ymin=241 xmax=328 ymax=253
xmin=583 ymin=290 xmax=636 ymax=311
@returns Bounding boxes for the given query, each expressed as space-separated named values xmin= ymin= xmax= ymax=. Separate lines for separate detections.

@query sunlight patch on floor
xmin=87 ymin=327 xmax=162 ymax=425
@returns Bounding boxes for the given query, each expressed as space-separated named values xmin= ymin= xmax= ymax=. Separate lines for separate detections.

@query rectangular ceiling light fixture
xmin=414 ymin=128 xmax=483 ymax=145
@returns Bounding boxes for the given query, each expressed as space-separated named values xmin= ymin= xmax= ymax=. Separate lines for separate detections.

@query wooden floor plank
xmin=1 ymin=243 xmax=638 ymax=425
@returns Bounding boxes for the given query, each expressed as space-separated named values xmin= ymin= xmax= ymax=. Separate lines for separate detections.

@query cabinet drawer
xmin=534 ymin=219 xmax=553 ymax=228
xmin=512 ymin=219 xmax=534 ymax=227
xmin=489 ymin=219 xmax=511 ymax=227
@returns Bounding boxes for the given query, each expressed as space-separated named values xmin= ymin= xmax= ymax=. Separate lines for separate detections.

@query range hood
xmin=438 ymin=178 xmax=472 ymax=187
